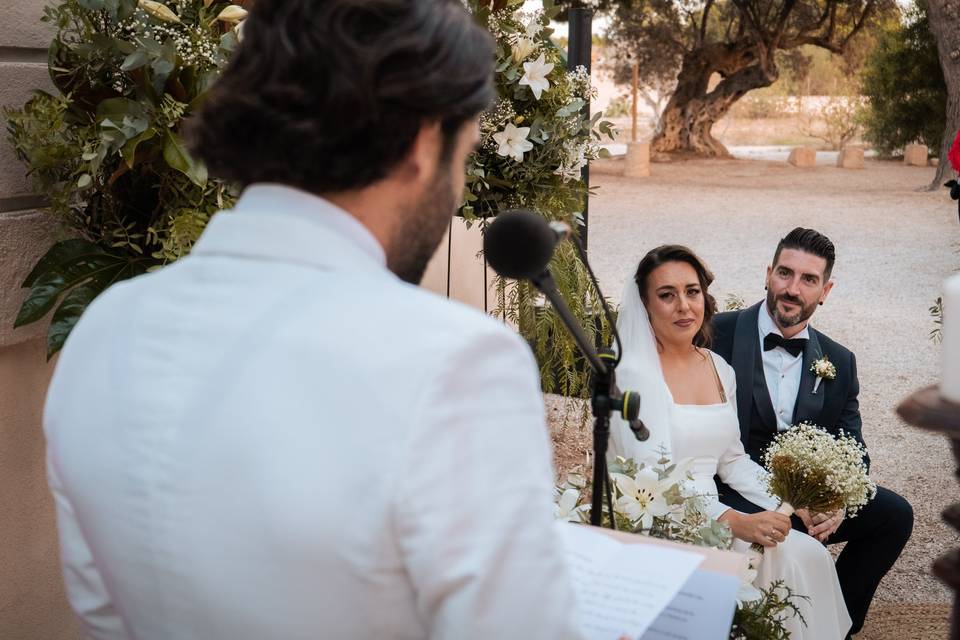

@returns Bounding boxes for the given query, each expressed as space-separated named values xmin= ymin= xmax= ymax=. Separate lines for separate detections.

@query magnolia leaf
xmin=163 ymin=131 xmax=207 ymax=187
xmin=138 ymin=0 xmax=181 ymax=23
xmin=216 ymin=5 xmax=248 ymax=23
xmin=121 ymin=127 xmax=157 ymax=168
xmin=15 ymin=272 xmax=66 ymax=327
xmin=121 ymin=48 xmax=150 ymax=72
xmin=47 ymin=283 xmax=105 ymax=359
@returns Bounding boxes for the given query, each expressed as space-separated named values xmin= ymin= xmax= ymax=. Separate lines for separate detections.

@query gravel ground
xmin=547 ymin=156 xmax=960 ymax=615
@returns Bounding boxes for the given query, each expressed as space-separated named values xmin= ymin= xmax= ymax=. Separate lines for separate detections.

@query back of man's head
xmin=188 ymin=0 xmax=495 ymax=194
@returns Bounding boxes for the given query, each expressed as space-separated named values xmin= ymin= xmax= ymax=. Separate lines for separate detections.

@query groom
xmin=712 ymin=227 xmax=913 ymax=637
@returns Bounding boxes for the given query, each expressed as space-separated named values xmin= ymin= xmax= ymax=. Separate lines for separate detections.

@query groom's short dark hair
xmin=773 ymin=228 xmax=836 ymax=279
xmin=187 ymin=0 xmax=494 ymax=194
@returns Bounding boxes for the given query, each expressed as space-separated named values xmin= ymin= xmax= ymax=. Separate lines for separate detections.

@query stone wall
xmin=0 ymin=1 xmax=79 ymax=637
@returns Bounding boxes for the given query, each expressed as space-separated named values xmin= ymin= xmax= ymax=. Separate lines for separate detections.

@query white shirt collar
xmin=232 ymin=184 xmax=386 ymax=266
xmin=758 ymin=300 xmax=811 ymax=340
xmin=192 ymin=183 xmax=389 ymax=274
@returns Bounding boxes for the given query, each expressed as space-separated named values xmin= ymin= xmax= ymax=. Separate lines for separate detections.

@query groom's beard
xmin=388 ymin=169 xmax=456 ymax=285
xmin=766 ymin=290 xmax=817 ymax=328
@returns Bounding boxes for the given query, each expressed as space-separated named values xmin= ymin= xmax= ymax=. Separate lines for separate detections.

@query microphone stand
xmin=529 ymin=269 xmax=640 ymax=529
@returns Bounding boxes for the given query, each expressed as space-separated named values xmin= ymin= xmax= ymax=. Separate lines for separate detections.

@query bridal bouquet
xmin=757 ymin=422 xmax=876 ymax=541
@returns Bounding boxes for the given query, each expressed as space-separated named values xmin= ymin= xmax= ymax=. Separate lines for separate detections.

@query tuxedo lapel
xmin=732 ymin=303 xmax=778 ymax=441
xmin=793 ymin=330 xmax=826 ymax=426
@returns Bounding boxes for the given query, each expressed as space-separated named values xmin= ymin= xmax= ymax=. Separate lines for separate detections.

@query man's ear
xmin=391 ymin=121 xmax=442 ymax=184
xmin=820 ymin=279 xmax=834 ymax=305
xmin=764 ymin=264 xmax=772 ymax=290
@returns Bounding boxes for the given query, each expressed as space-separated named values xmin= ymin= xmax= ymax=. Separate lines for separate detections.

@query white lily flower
xmin=511 ymin=38 xmax=536 ymax=63
xmin=525 ymin=17 xmax=542 ymax=38
xmin=555 ymin=488 xmax=583 ymax=522
xmin=138 ymin=0 xmax=180 ymax=23
xmin=492 ymin=123 xmax=533 ymax=162
xmin=519 ymin=53 xmax=554 ymax=100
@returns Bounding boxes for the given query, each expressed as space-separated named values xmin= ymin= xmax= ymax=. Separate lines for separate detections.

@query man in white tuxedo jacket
xmin=43 ymin=1 xmax=581 ymax=638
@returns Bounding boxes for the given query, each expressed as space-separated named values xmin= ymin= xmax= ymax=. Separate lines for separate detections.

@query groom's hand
xmin=795 ymin=508 xmax=815 ymax=530
xmin=808 ymin=510 xmax=844 ymax=543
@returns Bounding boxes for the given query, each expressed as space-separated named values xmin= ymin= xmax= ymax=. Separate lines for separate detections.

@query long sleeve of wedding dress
xmin=710 ymin=352 xmax=779 ymax=516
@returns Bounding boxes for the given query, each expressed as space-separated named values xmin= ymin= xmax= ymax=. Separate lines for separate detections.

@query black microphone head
xmin=483 ymin=209 xmax=558 ymax=280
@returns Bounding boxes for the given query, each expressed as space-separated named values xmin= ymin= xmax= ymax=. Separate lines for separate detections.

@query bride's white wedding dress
xmin=668 ymin=351 xmax=851 ymax=640
xmin=610 ymin=273 xmax=851 ymax=639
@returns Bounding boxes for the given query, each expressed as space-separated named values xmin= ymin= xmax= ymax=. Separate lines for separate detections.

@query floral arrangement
xmin=6 ymin=0 xmax=247 ymax=357
xmin=555 ymin=452 xmax=804 ymax=638
xmin=466 ymin=0 xmax=617 ymax=398
xmin=555 ymin=453 xmax=732 ymax=548
xmin=762 ymin=422 xmax=876 ymax=521
xmin=11 ymin=0 xmax=616 ymax=394
xmin=809 ymin=355 xmax=836 ymax=394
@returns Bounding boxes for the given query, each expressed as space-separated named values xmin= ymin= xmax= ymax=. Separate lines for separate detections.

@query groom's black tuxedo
xmin=712 ymin=302 xmax=913 ymax=636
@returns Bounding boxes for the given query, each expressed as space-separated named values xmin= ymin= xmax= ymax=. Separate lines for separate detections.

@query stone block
xmin=787 ymin=146 xmax=817 ymax=168
xmin=0 ymin=62 xmax=56 ymax=198
xmin=1 ymin=0 xmax=55 ymax=50
xmin=0 ymin=209 xmax=66 ymax=349
xmin=623 ymin=141 xmax=650 ymax=178
xmin=904 ymin=143 xmax=929 ymax=166
xmin=836 ymin=146 xmax=865 ymax=169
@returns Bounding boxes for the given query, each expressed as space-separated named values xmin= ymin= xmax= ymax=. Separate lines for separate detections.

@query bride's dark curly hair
xmin=635 ymin=245 xmax=718 ymax=348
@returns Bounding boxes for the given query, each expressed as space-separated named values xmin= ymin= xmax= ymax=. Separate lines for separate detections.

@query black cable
xmin=571 ymin=232 xmax=624 ymax=367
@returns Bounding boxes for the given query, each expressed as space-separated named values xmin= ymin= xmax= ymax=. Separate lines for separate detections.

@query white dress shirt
xmin=757 ymin=303 xmax=809 ymax=431
xmin=44 ymin=184 xmax=582 ymax=640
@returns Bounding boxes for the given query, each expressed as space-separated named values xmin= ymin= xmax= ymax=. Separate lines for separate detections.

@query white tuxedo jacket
xmin=44 ymin=184 xmax=580 ymax=639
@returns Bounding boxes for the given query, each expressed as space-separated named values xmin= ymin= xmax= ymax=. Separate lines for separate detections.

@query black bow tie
xmin=763 ymin=333 xmax=806 ymax=357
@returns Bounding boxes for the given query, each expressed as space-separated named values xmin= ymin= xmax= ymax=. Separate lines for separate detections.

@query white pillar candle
xmin=942 ymin=272 xmax=960 ymax=403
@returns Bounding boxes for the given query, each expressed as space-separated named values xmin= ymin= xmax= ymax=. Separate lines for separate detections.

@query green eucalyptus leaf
xmin=163 ymin=131 xmax=207 ymax=186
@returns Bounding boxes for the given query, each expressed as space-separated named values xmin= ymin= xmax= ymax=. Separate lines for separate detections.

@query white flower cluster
xmin=119 ymin=6 xmax=221 ymax=70
xmin=554 ymin=139 xmax=601 ymax=182
xmin=763 ymin=422 xmax=877 ymax=517
xmin=811 ymin=356 xmax=837 ymax=380
xmin=567 ymin=65 xmax=595 ymax=101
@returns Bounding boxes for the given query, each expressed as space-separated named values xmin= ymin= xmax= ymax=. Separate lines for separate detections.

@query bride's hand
xmin=720 ymin=510 xmax=792 ymax=547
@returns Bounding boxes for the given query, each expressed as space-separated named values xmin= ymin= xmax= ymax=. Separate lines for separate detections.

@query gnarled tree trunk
xmin=926 ymin=0 xmax=960 ymax=189
xmin=652 ymin=43 xmax=778 ymax=157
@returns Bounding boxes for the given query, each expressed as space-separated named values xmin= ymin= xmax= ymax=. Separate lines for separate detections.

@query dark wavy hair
xmin=773 ymin=227 xmax=836 ymax=279
xmin=186 ymin=0 xmax=495 ymax=193
xmin=635 ymin=245 xmax=718 ymax=349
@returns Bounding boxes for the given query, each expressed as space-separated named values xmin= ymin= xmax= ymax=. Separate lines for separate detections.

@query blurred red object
xmin=949 ymin=128 xmax=960 ymax=173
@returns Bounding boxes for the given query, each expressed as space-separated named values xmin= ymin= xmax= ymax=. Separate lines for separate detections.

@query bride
xmin=610 ymin=245 xmax=851 ymax=639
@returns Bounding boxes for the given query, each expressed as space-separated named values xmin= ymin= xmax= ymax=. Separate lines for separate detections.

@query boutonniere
xmin=810 ymin=355 xmax=837 ymax=394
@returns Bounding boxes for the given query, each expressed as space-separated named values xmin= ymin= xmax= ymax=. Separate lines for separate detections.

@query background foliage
xmin=860 ymin=0 xmax=947 ymax=157
xmin=6 ymin=0 xmax=245 ymax=357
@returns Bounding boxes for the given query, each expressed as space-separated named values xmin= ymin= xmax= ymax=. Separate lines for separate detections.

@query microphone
xmin=483 ymin=209 xmax=571 ymax=280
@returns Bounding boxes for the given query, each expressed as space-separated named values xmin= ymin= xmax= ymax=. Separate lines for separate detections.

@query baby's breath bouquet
xmin=749 ymin=422 xmax=877 ymax=556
